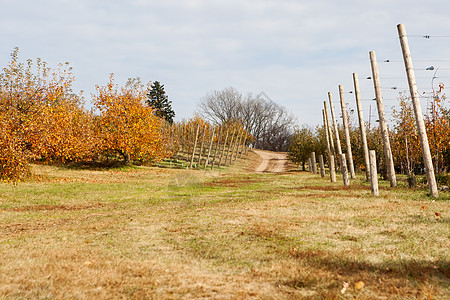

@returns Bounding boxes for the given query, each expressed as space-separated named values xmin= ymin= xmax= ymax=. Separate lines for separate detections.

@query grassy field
xmin=0 ymin=151 xmax=449 ymax=299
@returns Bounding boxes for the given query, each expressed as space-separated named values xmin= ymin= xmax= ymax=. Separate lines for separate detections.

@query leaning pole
xmin=369 ymin=50 xmax=397 ymax=187
xmin=397 ymin=23 xmax=438 ymax=197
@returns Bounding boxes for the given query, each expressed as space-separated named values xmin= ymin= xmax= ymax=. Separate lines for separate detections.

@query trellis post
xmin=397 ymin=24 xmax=438 ymax=197
xmin=369 ymin=50 xmax=397 ymax=187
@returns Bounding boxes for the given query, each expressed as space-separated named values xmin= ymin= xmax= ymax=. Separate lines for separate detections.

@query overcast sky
xmin=1 ymin=0 xmax=449 ymax=126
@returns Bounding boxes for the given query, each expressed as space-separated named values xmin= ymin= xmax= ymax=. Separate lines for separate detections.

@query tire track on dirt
xmin=253 ymin=149 xmax=289 ymax=173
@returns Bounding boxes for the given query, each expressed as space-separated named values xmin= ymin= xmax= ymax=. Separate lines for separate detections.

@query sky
xmin=1 ymin=0 xmax=450 ymax=127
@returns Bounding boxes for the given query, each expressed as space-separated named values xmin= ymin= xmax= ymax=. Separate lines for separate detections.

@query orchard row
xmin=0 ymin=49 xmax=251 ymax=181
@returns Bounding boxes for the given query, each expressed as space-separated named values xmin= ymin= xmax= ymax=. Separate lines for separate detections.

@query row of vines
xmin=160 ymin=119 xmax=251 ymax=169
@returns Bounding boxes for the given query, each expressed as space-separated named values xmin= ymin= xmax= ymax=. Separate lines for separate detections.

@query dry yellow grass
xmin=0 ymin=152 xmax=449 ymax=299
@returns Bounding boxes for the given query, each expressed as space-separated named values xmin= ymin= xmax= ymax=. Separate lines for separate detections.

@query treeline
xmin=289 ymin=90 xmax=449 ymax=182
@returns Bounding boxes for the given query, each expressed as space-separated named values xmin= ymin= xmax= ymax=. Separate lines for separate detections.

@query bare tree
xmin=197 ymin=87 xmax=242 ymax=124
xmin=198 ymin=88 xmax=295 ymax=151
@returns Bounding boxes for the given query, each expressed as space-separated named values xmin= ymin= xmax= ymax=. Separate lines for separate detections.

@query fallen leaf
xmin=435 ymin=212 xmax=441 ymax=220
xmin=355 ymin=281 xmax=365 ymax=290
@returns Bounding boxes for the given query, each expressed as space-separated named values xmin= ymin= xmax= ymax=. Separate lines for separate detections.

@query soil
xmin=253 ymin=149 xmax=290 ymax=173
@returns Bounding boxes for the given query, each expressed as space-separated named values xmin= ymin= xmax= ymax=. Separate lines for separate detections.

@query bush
xmin=436 ymin=173 xmax=450 ymax=186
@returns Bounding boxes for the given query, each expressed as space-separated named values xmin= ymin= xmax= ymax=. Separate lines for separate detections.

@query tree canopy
xmin=198 ymin=87 xmax=295 ymax=151
xmin=147 ymin=81 xmax=175 ymax=124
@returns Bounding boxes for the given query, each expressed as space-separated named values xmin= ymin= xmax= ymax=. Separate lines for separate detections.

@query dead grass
xmin=0 ymin=151 xmax=449 ymax=299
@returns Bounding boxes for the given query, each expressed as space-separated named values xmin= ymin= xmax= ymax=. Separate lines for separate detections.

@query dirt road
xmin=253 ymin=149 xmax=290 ymax=173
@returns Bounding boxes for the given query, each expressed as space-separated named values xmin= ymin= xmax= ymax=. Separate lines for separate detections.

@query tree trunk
xmin=120 ymin=150 xmax=131 ymax=166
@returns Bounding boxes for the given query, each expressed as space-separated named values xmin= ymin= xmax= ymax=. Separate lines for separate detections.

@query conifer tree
xmin=147 ymin=81 xmax=175 ymax=124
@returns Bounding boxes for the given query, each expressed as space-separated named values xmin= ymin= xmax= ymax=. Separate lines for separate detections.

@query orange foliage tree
xmin=391 ymin=92 xmax=422 ymax=176
xmin=1 ymin=49 xmax=174 ymax=181
xmin=0 ymin=48 xmax=93 ymax=179
xmin=93 ymin=75 xmax=170 ymax=164
xmin=425 ymin=83 xmax=449 ymax=173
xmin=28 ymin=99 xmax=97 ymax=163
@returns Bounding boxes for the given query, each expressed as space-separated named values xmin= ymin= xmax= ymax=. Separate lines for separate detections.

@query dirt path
xmin=253 ymin=149 xmax=290 ymax=173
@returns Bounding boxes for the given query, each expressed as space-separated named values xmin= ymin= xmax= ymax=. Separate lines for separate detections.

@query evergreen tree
xmin=146 ymin=81 xmax=175 ymax=124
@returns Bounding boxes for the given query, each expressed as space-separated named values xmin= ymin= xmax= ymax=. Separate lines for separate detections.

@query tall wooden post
xmin=177 ymin=124 xmax=183 ymax=161
xmin=323 ymin=110 xmax=332 ymax=156
xmin=204 ymin=129 xmax=215 ymax=170
xmin=235 ymin=128 xmax=245 ymax=161
xmin=197 ymin=125 xmax=207 ymax=166
xmin=237 ymin=134 xmax=245 ymax=159
xmin=340 ymin=154 xmax=350 ymax=186
xmin=397 ymin=24 xmax=438 ymax=197
xmin=189 ymin=124 xmax=200 ymax=168
xmin=353 ymin=73 xmax=371 ymax=181
xmin=239 ymin=130 xmax=247 ymax=158
xmin=311 ymin=152 xmax=317 ymax=174
xmin=231 ymin=128 xmax=242 ymax=163
xmin=225 ymin=128 xmax=236 ymax=165
xmin=211 ymin=127 xmax=223 ymax=169
xmin=244 ymin=127 xmax=250 ymax=155
xmin=369 ymin=150 xmax=379 ymax=196
xmin=328 ymin=92 xmax=343 ymax=163
xmin=218 ymin=128 xmax=229 ymax=167
xmin=323 ymin=109 xmax=336 ymax=183
xmin=323 ymin=102 xmax=336 ymax=157
xmin=319 ymin=154 xmax=325 ymax=178
xmin=175 ymin=124 xmax=181 ymax=161
xmin=339 ymin=85 xmax=356 ymax=179
xmin=369 ymin=50 xmax=397 ymax=187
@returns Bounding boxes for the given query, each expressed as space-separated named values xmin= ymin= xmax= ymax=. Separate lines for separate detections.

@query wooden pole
xmin=177 ymin=123 xmax=185 ymax=161
xmin=339 ymin=85 xmax=356 ymax=179
xmin=211 ymin=127 xmax=223 ymax=169
xmin=328 ymin=92 xmax=343 ymax=163
xmin=369 ymin=50 xmax=397 ymax=187
xmin=353 ymin=72 xmax=371 ymax=181
xmin=397 ymin=24 xmax=438 ymax=198
xmin=189 ymin=124 xmax=200 ymax=168
xmin=218 ymin=128 xmax=230 ymax=167
xmin=244 ymin=126 xmax=250 ymax=155
xmin=311 ymin=152 xmax=317 ymax=174
xmin=239 ymin=132 xmax=247 ymax=158
xmin=319 ymin=154 xmax=325 ymax=178
xmin=369 ymin=150 xmax=379 ymax=196
xmin=234 ymin=128 xmax=244 ymax=161
xmin=231 ymin=128 xmax=241 ymax=164
xmin=323 ymin=109 xmax=336 ymax=182
xmin=225 ymin=127 xmax=236 ymax=165
xmin=204 ymin=129 xmax=215 ymax=170
xmin=340 ymin=153 xmax=350 ymax=186
xmin=308 ymin=157 xmax=313 ymax=173
xmin=175 ymin=124 xmax=181 ymax=161
xmin=323 ymin=102 xmax=336 ymax=157
xmin=197 ymin=125 xmax=207 ymax=167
